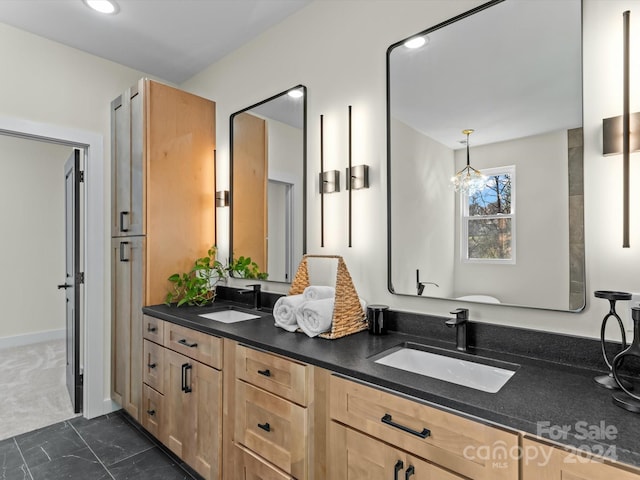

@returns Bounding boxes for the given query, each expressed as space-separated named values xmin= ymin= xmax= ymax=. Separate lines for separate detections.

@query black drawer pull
xmin=146 ymin=409 xmax=156 ymax=416
xmin=405 ymin=466 xmax=415 ymax=479
xmin=119 ymin=211 xmax=129 ymax=232
xmin=381 ymin=414 xmax=430 ymax=439
xmin=181 ymin=363 xmax=193 ymax=393
xmin=119 ymin=241 xmax=130 ymax=262
xmin=178 ymin=338 xmax=198 ymax=348
xmin=257 ymin=369 xmax=271 ymax=377
xmin=257 ymin=422 xmax=271 ymax=432
xmin=147 ymin=363 xmax=156 ymax=369
xmin=394 ymin=460 xmax=404 ymax=480
xmin=147 ymin=325 xmax=157 ymax=333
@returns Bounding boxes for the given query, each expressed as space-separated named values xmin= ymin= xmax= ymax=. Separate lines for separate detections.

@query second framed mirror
xmin=230 ymin=85 xmax=307 ymax=283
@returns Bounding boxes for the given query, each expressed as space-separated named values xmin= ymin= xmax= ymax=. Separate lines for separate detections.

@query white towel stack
xmin=273 ymin=286 xmax=337 ymax=336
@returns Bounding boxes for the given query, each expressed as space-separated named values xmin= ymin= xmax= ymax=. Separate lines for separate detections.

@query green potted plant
xmin=165 ymin=246 xmax=268 ymax=307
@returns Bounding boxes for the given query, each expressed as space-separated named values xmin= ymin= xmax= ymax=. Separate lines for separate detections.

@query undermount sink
xmin=198 ymin=307 xmax=261 ymax=324
xmin=372 ymin=343 xmax=518 ymax=393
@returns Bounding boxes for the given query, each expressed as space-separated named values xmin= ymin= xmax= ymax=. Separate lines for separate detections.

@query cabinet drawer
xmin=236 ymin=345 xmax=308 ymax=406
xmin=143 ymin=339 xmax=164 ymax=393
xmin=235 ymin=380 xmax=307 ymax=479
xmin=235 ymin=444 xmax=294 ymax=480
xmin=329 ymin=422 xmax=465 ymax=480
xmin=522 ymin=437 xmax=640 ymax=479
xmin=142 ymin=384 xmax=163 ymax=439
xmin=330 ymin=375 xmax=518 ymax=480
xmin=164 ymin=322 xmax=222 ymax=369
xmin=143 ymin=315 xmax=164 ymax=344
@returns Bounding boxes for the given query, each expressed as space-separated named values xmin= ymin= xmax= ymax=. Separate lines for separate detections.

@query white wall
xmin=452 ymin=130 xmax=569 ymax=308
xmin=390 ymin=118 xmax=455 ymax=297
xmin=183 ymin=0 xmax=640 ymax=340
xmin=0 ymin=22 xmax=152 ymax=409
xmin=267 ymin=118 xmax=304 ymax=281
xmin=0 ymin=135 xmax=71 ymax=339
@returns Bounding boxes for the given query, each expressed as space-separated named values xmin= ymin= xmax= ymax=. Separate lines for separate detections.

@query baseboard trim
xmin=0 ymin=329 xmax=65 ymax=350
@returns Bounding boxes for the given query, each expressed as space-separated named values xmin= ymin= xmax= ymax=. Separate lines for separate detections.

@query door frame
xmin=0 ymin=114 xmax=107 ymax=419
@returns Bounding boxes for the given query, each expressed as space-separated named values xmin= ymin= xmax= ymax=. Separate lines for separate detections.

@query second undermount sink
xmin=372 ymin=343 xmax=518 ymax=393
xmin=198 ymin=307 xmax=261 ymax=324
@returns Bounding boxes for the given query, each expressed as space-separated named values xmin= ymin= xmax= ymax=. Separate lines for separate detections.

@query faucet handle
xmin=448 ymin=308 xmax=469 ymax=322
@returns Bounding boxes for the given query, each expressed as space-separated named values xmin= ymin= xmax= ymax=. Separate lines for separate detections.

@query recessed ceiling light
xmin=83 ymin=0 xmax=119 ymax=14
xmin=404 ymin=36 xmax=427 ymax=49
xmin=287 ymin=88 xmax=304 ymax=99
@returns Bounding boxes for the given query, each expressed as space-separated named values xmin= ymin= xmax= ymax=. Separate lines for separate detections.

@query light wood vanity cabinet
xmin=231 ymin=343 xmax=323 ymax=480
xmin=140 ymin=315 xmax=222 ymax=480
xmin=110 ymin=78 xmax=215 ymax=422
xmin=521 ymin=437 xmax=640 ymax=480
xmin=329 ymin=375 xmax=519 ymax=480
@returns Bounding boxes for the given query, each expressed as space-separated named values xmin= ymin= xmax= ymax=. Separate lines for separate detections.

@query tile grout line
xmin=13 ymin=437 xmax=34 ymax=480
xmin=67 ymin=421 xmax=116 ymax=480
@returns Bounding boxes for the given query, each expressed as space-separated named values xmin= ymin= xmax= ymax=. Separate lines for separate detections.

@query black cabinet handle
xmin=147 ymin=325 xmax=157 ymax=333
xmin=147 ymin=363 xmax=156 ymax=369
xmin=57 ymin=283 xmax=72 ymax=289
xmin=257 ymin=422 xmax=271 ymax=432
xmin=119 ymin=241 xmax=130 ymax=262
xmin=405 ymin=466 xmax=415 ymax=479
xmin=119 ymin=211 xmax=129 ymax=232
xmin=146 ymin=409 xmax=156 ymax=416
xmin=394 ymin=460 xmax=404 ymax=480
xmin=178 ymin=339 xmax=198 ymax=348
xmin=381 ymin=414 xmax=430 ymax=439
xmin=181 ymin=363 xmax=193 ymax=393
xmin=257 ymin=369 xmax=271 ymax=377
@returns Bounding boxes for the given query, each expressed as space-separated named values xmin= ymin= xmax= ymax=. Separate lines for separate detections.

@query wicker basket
xmin=288 ymin=254 xmax=366 ymax=339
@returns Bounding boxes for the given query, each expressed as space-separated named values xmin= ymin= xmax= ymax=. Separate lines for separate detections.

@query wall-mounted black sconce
xmin=602 ymin=11 xmax=634 ymax=248
xmin=215 ymin=190 xmax=229 ymax=207
xmin=320 ymin=115 xmax=325 ymax=247
xmin=348 ymin=106 xmax=353 ymax=247
xmin=319 ymin=170 xmax=340 ymax=193
xmin=346 ymin=165 xmax=370 ymax=190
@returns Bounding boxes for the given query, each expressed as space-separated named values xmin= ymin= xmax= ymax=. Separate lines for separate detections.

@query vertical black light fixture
xmin=320 ymin=114 xmax=325 ymax=247
xmin=603 ymin=11 xmax=634 ymax=247
xmin=348 ymin=105 xmax=353 ymax=247
xmin=623 ymin=10 xmax=630 ymax=248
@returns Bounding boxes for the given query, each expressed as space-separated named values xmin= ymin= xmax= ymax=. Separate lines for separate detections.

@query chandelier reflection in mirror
xmin=451 ymin=129 xmax=486 ymax=194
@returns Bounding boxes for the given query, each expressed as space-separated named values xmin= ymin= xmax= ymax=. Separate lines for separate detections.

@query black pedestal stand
xmin=612 ymin=307 xmax=640 ymax=413
xmin=593 ymin=290 xmax=632 ymax=390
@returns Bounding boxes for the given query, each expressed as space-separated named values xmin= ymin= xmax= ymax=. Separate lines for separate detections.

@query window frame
xmin=460 ymin=165 xmax=516 ymax=265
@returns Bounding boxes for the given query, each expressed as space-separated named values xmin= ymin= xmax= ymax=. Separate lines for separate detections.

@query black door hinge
xmin=78 ymin=171 xmax=85 ymax=183
xmin=79 ymin=374 xmax=84 ymax=385
xmin=78 ymin=272 xmax=85 ymax=284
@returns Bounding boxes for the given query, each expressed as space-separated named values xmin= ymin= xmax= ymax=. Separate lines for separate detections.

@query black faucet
xmin=239 ymin=284 xmax=261 ymax=310
xmin=445 ymin=308 xmax=468 ymax=352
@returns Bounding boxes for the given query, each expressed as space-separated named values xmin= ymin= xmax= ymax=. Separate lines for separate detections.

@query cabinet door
xmin=521 ymin=438 xmax=640 ymax=480
xmin=111 ymin=237 xmax=144 ymax=420
xmin=163 ymin=349 xmax=196 ymax=459
xmin=188 ymin=361 xmax=222 ymax=480
xmin=329 ymin=422 xmax=464 ymax=480
xmin=111 ymin=83 xmax=144 ymax=237
xmin=235 ymin=444 xmax=294 ymax=480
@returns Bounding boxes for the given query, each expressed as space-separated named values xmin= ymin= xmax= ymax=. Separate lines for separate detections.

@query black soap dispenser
xmin=612 ymin=307 xmax=640 ymax=413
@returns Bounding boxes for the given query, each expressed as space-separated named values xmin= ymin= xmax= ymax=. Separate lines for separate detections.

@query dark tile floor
xmin=0 ymin=410 xmax=200 ymax=480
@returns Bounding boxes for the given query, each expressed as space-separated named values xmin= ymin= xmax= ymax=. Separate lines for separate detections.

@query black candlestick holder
xmin=612 ymin=307 xmax=640 ymax=413
xmin=593 ymin=290 xmax=632 ymax=390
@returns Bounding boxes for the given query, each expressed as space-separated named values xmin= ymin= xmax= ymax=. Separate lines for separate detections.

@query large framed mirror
xmin=387 ymin=0 xmax=585 ymax=311
xmin=230 ymin=85 xmax=306 ymax=283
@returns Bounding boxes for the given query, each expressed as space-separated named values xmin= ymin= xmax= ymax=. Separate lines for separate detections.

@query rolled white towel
xmin=303 ymin=285 xmax=335 ymax=301
xmin=295 ymin=297 xmax=335 ymax=337
xmin=273 ymin=294 xmax=306 ymax=332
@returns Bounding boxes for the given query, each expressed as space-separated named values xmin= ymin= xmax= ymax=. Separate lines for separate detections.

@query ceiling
xmin=389 ymin=0 xmax=582 ymax=149
xmin=0 ymin=0 xmax=312 ymax=84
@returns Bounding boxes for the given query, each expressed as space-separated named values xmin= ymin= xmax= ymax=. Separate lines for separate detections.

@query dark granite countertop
xmin=143 ymin=301 xmax=640 ymax=470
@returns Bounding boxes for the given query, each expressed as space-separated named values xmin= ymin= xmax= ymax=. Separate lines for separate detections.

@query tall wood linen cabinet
xmin=110 ymin=78 xmax=216 ymax=421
